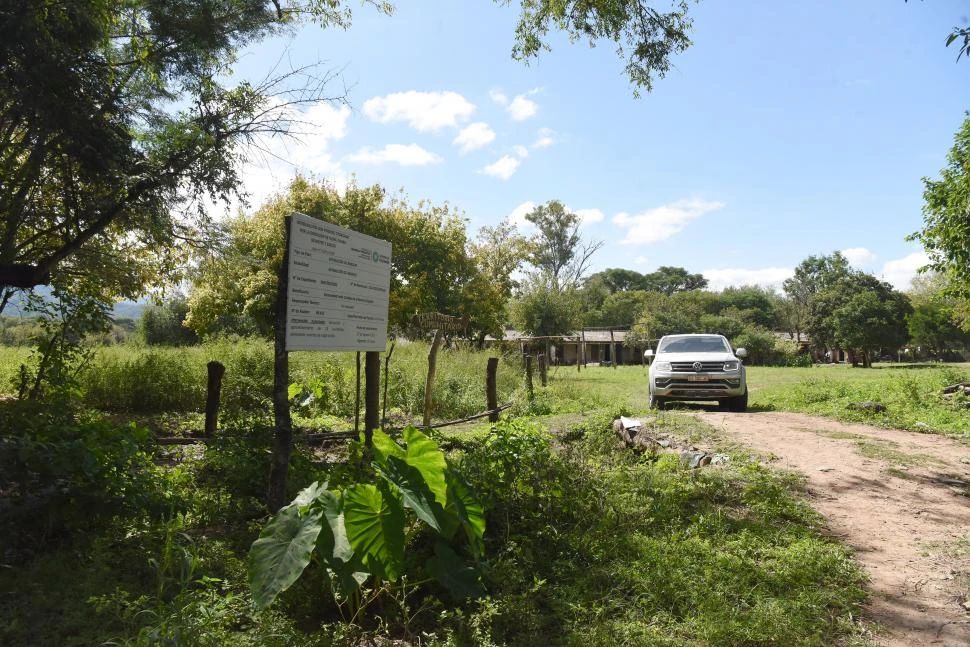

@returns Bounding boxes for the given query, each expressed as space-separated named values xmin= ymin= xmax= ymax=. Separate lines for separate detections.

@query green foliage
xmin=733 ymin=327 xmax=778 ymax=366
xmin=249 ymin=427 xmax=486 ymax=609
xmin=187 ymin=177 xmax=507 ymax=341
xmin=0 ymin=401 xmax=174 ymax=547
xmin=523 ymin=200 xmax=603 ymax=291
xmin=512 ymin=276 xmax=583 ymax=336
xmin=0 ymin=0 xmax=386 ymax=297
xmin=912 ymin=113 xmax=970 ymax=300
xmin=506 ymin=0 xmax=694 ymax=95
xmin=139 ymin=297 xmax=199 ymax=346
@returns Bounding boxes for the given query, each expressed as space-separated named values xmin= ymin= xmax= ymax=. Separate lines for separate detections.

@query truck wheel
xmin=728 ymin=390 xmax=748 ymax=412
xmin=648 ymin=390 xmax=666 ymax=410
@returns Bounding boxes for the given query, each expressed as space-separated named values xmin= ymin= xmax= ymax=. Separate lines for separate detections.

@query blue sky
xmin=228 ymin=0 xmax=970 ymax=290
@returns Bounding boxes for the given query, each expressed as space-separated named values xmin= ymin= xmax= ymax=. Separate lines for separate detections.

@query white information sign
xmin=285 ymin=212 xmax=391 ymax=352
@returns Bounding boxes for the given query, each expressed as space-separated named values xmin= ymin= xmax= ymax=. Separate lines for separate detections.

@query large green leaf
xmin=371 ymin=428 xmax=405 ymax=465
xmin=425 ymin=541 xmax=485 ymax=600
xmin=290 ymin=481 xmax=328 ymax=511
xmin=343 ymin=482 xmax=405 ymax=581
xmin=375 ymin=455 xmax=459 ymax=538
xmin=403 ymin=426 xmax=449 ymax=508
xmin=446 ymin=470 xmax=486 ymax=559
xmin=315 ymin=488 xmax=369 ymax=598
xmin=249 ymin=505 xmax=323 ymax=609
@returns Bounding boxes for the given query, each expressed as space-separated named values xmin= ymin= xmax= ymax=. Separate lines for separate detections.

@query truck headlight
xmin=654 ymin=361 xmax=672 ymax=372
xmin=723 ymin=360 xmax=740 ymax=371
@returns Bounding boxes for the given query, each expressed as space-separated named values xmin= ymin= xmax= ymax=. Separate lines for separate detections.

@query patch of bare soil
xmin=697 ymin=411 xmax=970 ymax=647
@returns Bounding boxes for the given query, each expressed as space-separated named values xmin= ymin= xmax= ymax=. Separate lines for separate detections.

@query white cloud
xmin=841 ymin=247 xmax=877 ymax=267
xmin=363 ymin=91 xmax=475 ymax=132
xmin=612 ymin=198 xmax=726 ymax=244
xmin=508 ymin=201 xmax=536 ymax=228
xmin=574 ymin=208 xmax=605 ymax=225
xmin=701 ymin=267 xmax=794 ymax=292
xmin=348 ymin=144 xmax=442 ymax=166
xmin=481 ymin=155 xmax=521 ymax=180
xmin=634 ymin=256 xmax=648 ymax=265
xmin=452 ymin=122 xmax=495 ymax=153
xmin=532 ymin=127 xmax=556 ymax=149
xmin=880 ymin=251 xmax=930 ymax=289
xmin=508 ymin=94 xmax=538 ymax=121
xmin=492 ymin=88 xmax=541 ymax=121
xmin=513 ymin=144 xmax=529 ymax=158
xmin=489 ymin=89 xmax=508 ymax=106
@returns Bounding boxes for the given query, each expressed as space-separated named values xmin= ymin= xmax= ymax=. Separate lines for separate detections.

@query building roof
xmin=486 ymin=329 xmax=629 ymax=343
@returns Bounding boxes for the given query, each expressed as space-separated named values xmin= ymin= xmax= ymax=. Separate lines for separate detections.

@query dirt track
xmin=696 ymin=411 xmax=970 ymax=646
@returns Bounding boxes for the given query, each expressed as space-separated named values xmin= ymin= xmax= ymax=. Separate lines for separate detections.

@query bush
xmin=0 ymin=402 xmax=176 ymax=547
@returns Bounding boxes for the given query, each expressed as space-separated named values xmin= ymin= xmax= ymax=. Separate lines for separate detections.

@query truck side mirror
xmin=735 ymin=348 xmax=748 ymax=359
xmin=643 ymin=349 xmax=654 ymax=364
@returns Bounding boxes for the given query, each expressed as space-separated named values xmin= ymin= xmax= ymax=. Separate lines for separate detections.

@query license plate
xmin=687 ymin=375 xmax=709 ymax=382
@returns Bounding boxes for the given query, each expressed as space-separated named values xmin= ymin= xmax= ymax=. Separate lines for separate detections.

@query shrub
xmin=0 ymin=401 xmax=175 ymax=547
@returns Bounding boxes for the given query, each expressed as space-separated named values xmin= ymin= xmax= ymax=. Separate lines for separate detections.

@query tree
xmin=911 ymin=114 xmax=970 ymax=303
xmin=717 ymin=285 xmax=779 ymax=328
xmin=586 ymin=268 xmax=648 ymax=293
xmin=641 ymin=266 xmax=707 ymax=295
xmin=511 ymin=276 xmax=583 ymax=337
xmin=506 ymin=0 xmax=693 ymax=95
xmin=187 ymin=177 xmax=506 ymax=341
xmin=783 ymin=252 xmax=852 ymax=342
xmin=0 ymin=0 xmax=695 ymax=304
xmin=906 ymin=273 xmax=970 ymax=355
xmin=524 ymin=201 xmax=603 ymax=291
xmin=808 ymin=272 xmax=911 ymax=367
xmin=0 ymin=0 xmax=389 ymax=306
xmin=140 ymin=296 xmax=199 ymax=346
xmin=468 ymin=220 xmax=529 ymax=342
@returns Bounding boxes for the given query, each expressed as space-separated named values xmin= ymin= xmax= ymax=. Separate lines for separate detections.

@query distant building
xmin=485 ymin=329 xmax=644 ymax=365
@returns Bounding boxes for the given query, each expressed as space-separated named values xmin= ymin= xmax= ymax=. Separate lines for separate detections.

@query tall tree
xmin=524 ymin=200 xmax=603 ymax=291
xmin=187 ymin=177 xmax=505 ymax=340
xmin=586 ymin=268 xmax=648 ymax=293
xmin=910 ymin=115 xmax=970 ymax=304
xmin=808 ymin=271 xmax=911 ymax=367
xmin=0 ymin=0 xmax=696 ymax=305
xmin=0 ymin=0 xmax=388 ymax=306
xmin=782 ymin=252 xmax=852 ymax=341
xmin=641 ymin=266 xmax=708 ymax=295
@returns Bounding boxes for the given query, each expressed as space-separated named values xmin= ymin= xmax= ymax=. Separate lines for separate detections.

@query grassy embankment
xmin=0 ymin=344 xmax=880 ymax=645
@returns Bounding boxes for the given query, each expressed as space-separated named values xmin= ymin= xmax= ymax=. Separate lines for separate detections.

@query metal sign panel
xmin=285 ymin=212 xmax=391 ymax=352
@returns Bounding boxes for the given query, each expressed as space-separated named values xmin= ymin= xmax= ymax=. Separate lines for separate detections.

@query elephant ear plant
xmin=248 ymin=427 xmax=486 ymax=609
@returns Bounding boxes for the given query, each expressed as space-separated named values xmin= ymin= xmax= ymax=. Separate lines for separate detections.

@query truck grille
xmin=670 ymin=362 xmax=725 ymax=372
xmin=656 ymin=377 xmax=734 ymax=391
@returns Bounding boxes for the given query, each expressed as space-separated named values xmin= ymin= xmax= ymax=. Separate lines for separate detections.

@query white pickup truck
xmin=644 ymin=334 xmax=748 ymax=411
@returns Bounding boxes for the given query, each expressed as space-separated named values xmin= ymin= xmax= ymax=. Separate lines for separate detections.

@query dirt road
xmin=696 ymin=411 xmax=970 ymax=646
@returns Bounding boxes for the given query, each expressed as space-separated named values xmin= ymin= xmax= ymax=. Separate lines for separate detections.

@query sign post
xmin=268 ymin=213 xmax=391 ymax=511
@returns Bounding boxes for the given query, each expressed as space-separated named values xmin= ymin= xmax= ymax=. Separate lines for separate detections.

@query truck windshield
xmin=659 ymin=336 xmax=730 ymax=353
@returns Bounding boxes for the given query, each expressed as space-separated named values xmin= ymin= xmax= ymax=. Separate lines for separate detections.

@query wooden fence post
xmin=268 ymin=215 xmax=294 ymax=513
xmin=354 ymin=351 xmax=361 ymax=434
xmin=538 ymin=353 xmax=548 ymax=386
xmin=423 ymin=329 xmax=444 ymax=427
xmin=610 ymin=329 xmax=617 ymax=369
xmin=525 ymin=355 xmax=534 ymax=402
xmin=204 ymin=361 xmax=225 ymax=437
xmin=364 ymin=351 xmax=380 ymax=443
xmin=486 ymin=357 xmax=499 ymax=422
xmin=382 ymin=342 xmax=395 ymax=428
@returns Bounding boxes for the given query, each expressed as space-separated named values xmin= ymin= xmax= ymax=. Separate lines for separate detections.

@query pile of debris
xmin=612 ymin=416 xmax=728 ymax=468
xmin=944 ymin=382 xmax=970 ymax=407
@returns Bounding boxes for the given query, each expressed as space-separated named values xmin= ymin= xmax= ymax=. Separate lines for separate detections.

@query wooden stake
xmin=204 ymin=361 xmax=225 ymax=437
xmin=486 ymin=357 xmax=499 ymax=422
xmin=354 ymin=351 xmax=361 ymax=434
xmin=423 ymin=329 xmax=444 ymax=427
xmin=364 ymin=351 xmax=380 ymax=444
xmin=525 ymin=355 xmax=534 ymax=402
xmin=610 ymin=329 xmax=617 ymax=369
xmin=382 ymin=341 xmax=395 ymax=427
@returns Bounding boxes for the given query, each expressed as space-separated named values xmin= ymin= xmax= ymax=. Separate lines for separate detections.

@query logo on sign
xmin=372 ymin=251 xmax=379 ymax=263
